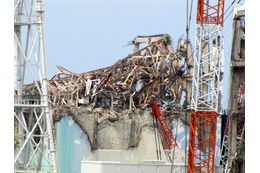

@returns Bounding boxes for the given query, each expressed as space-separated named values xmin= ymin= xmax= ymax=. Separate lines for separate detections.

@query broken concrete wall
xmin=52 ymin=106 xmax=184 ymax=151
xmin=84 ymin=127 xmax=185 ymax=164
xmin=52 ymin=104 xmax=191 ymax=165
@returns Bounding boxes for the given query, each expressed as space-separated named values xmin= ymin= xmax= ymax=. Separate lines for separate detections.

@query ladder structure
xmin=219 ymin=114 xmax=230 ymax=171
xmin=220 ymin=113 xmax=245 ymax=173
xmin=150 ymin=100 xmax=177 ymax=150
xmin=187 ymin=0 xmax=224 ymax=173
xmin=14 ymin=0 xmax=57 ymax=172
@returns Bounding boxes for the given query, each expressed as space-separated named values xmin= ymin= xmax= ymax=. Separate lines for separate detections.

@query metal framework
xmin=14 ymin=0 xmax=57 ymax=172
xmin=219 ymin=114 xmax=230 ymax=171
xmin=197 ymin=0 xmax=224 ymax=25
xmin=220 ymin=112 xmax=245 ymax=173
xmin=191 ymin=24 xmax=223 ymax=112
xmin=21 ymin=35 xmax=192 ymax=164
xmin=188 ymin=0 xmax=224 ymax=173
xmin=150 ymin=100 xmax=177 ymax=150
xmin=23 ymin=35 xmax=192 ymax=114
xmin=188 ymin=110 xmax=217 ymax=173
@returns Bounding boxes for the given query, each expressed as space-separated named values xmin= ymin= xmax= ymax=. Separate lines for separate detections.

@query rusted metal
xmin=23 ymin=36 xmax=192 ymax=112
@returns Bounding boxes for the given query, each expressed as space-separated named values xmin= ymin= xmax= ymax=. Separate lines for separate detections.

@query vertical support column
xmin=37 ymin=0 xmax=57 ymax=171
xmin=187 ymin=111 xmax=217 ymax=173
xmin=132 ymin=43 xmax=140 ymax=53
xmin=187 ymin=110 xmax=196 ymax=173
xmin=17 ymin=111 xmax=25 ymax=168
xmin=14 ymin=25 xmax=26 ymax=168
xmin=200 ymin=40 xmax=209 ymax=104
xmin=15 ymin=26 xmax=23 ymax=102
xmin=14 ymin=0 xmax=58 ymax=172
xmin=226 ymin=113 xmax=237 ymax=173
xmin=225 ymin=7 xmax=245 ymax=172
xmin=188 ymin=1 xmax=225 ymax=172
xmin=93 ymin=113 xmax=98 ymax=150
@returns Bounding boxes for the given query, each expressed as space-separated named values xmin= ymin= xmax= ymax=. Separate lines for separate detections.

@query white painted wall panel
xmin=81 ymin=161 xmax=223 ymax=173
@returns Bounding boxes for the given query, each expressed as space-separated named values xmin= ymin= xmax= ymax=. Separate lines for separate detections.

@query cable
xmin=185 ymin=111 xmax=188 ymax=173
xmin=224 ymin=0 xmax=236 ymax=15
xmin=155 ymin=118 xmax=162 ymax=160
xmin=179 ymin=1 xmax=240 ymax=172
xmin=188 ymin=0 xmax=194 ymax=32
xmin=153 ymin=116 xmax=159 ymax=160
xmin=224 ymin=8 xmax=234 ymax=23
xmin=223 ymin=0 xmax=242 ymax=23
xmin=171 ymin=0 xmax=194 ymax=172
xmin=224 ymin=16 xmax=233 ymax=34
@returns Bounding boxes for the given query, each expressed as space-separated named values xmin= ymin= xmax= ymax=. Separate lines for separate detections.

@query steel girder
xmin=188 ymin=1 xmax=225 ymax=173
xmin=23 ymin=37 xmax=192 ymax=113
xmin=187 ymin=110 xmax=217 ymax=173
xmin=14 ymin=0 xmax=57 ymax=172
xmin=191 ymin=24 xmax=223 ymax=113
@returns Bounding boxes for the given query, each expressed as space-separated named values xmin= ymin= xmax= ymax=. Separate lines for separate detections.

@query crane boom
xmin=150 ymin=101 xmax=177 ymax=150
xmin=187 ymin=0 xmax=225 ymax=173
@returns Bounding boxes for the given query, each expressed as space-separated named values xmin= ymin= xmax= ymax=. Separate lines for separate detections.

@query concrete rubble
xmin=24 ymin=34 xmax=193 ymax=163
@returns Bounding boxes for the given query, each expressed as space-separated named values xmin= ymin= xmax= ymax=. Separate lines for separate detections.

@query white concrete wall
xmin=81 ymin=161 xmax=223 ymax=173
xmin=81 ymin=161 xmax=184 ymax=173
xmin=84 ymin=127 xmax=185 ymax=163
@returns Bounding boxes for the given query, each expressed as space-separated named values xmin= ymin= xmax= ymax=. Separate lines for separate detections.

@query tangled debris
xmin=23 ymin=34 xmax=193 ymax=113
xmin=22 ymin=34 xmax=193 ymax=151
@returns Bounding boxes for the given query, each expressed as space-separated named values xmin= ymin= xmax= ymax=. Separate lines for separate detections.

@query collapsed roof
xmin=23 ymin=34 xmax=192 ymax=112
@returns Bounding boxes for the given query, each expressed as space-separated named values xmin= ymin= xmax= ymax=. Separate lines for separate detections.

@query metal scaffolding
xmin=14 ymin=0 xmax=57 ymax=172
xmin=187 ymin=0 xmax=224 ymax=173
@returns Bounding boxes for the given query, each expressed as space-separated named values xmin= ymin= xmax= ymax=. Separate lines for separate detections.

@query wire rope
xmin=170 ymin=0 xmax=193 ymax=172
xmin=153 ymin=115 xmax=160 ymax=160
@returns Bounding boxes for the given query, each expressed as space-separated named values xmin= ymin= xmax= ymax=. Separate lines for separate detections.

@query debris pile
xmin=22 ymin=34 xmax=193 ymax=153
xmin=23 ymin=35 xmax=192 ymax=113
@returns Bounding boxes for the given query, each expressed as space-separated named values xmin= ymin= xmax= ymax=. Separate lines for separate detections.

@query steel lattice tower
xmin=187 ymin=0 xmax=224 ymax=173
xmin=14 ymin=0 xmax=57 ymax=172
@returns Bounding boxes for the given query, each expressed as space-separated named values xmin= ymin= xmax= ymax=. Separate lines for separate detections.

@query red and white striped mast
xmin=187 ymin=0 xmax=224 ymax=172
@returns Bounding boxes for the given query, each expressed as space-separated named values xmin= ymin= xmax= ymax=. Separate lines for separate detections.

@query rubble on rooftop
xmin=22 ymin=34 xmax=193 ymax=153
xmin=23 ymin=34 xmax=193 ymax=114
